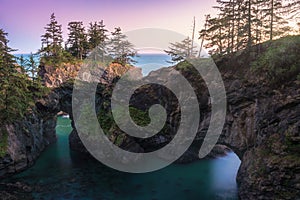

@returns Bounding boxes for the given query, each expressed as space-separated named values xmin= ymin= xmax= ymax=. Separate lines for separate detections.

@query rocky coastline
xmin=0 ymin=53 xmax=299 ymax=199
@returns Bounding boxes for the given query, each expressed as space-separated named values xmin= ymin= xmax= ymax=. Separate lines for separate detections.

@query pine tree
xmin=66 ymin=21 xmax=88 ymax=60
xmin=87 ymin=21 xmax=108 ymax=62
xmin=200 ymin=16 xmax=226 ymax=55
xmin=0 ymin=29 xmax=33 ymax=123
xmin=40 ymin=13 xmax=64 ymax=64
xmin=108 ymin=27 xmax=136 ymax=65
xmin=260 ymin=0 xmax=290 ymax=40
xmin=285 ymin=0 xmax=300 ymax=33
xmin=88 ymin=20 xmax=108 ymax=50
xmin=25 ymin=53 xmax=38 ymax=82
xmin=199 ymin=15 xmax=210 ymax=57
xmin=17 ymin=55 xmax=27 ymax=70
xmin=165 ymin=37 xmax=198 ymax=62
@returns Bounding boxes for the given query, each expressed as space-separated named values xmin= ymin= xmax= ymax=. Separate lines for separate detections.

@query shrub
xmin=252 ymin=36 xmax=300 ymax=84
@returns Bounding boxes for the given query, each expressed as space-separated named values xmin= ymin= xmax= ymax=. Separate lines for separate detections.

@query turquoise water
xmin=7 ymin=117 xmax=240 ymax=200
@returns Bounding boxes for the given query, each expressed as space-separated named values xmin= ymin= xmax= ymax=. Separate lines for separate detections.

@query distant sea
xmin=14 ymin=53 xmax=173 ymax=76
xmin=134 ymin=53 xmax=173 ymax=76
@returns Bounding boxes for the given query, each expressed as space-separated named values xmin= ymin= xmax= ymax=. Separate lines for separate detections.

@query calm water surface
xmin=6 ymin=117 xmax=240 ymax=200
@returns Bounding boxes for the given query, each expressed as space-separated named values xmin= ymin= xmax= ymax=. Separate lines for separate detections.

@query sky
xmin=0 ymin=0 xmax=217 ymax=53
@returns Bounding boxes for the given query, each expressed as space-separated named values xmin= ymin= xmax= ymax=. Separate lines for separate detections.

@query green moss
xmin=115 ymin=134 xmax=125 ymax=146
xmin=128 ymin=107 xmax=150 ymax=126
xmin=175 ymin=60 xmax=193 ymax=71
xmin=97 ymin=109 xmax=114 ymax=133
xmin=0 ymin=130 xmax=8 ymax=157
xmin=97 ymin=106 xmax=151 ymax=133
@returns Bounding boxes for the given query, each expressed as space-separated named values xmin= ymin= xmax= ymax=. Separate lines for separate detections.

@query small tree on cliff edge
xmin=165 ymin=37 xmax=198 ymax=63
xmin=40 ymin=13 xmax=69 ymax=65
xmin=108 ymin=27 xmax=136 ymax=65
xmin=66 ymin=21 xmax=89 ymax=60
xmin=88 ymin=21 xmax=108 ymax=63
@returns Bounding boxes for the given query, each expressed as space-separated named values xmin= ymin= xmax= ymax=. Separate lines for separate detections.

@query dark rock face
xmin=1 ymin=61 xmax=299 ymax=199
xmin=53 ymin=64 xmax=300 ymax=199
xmin=0 ymin=109 xmax=57 ymax=178
xmin=235 ymin=94 xmax=300 ymax=199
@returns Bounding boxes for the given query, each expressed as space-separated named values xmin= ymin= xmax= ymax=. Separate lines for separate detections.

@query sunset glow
xmin=1 ymin=0 xmax=216 ymax=53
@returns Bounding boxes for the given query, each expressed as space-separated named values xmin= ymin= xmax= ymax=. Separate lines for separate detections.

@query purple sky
xmin=0 ymin=0 xmax=216 ymax=53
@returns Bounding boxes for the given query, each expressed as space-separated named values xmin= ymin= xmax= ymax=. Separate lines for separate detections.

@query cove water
xmin=6 ymin=117 xmax=240 ymax=200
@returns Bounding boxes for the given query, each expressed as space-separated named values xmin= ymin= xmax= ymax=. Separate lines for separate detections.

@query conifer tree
xmin=199 ymin=15 xmax=210 ymax=57
xmin=199 ymin=0 xmax=293 ymax=56
xmin=25 ymin=53 xmax=39 ymax=82
xmin=87 ymin=21 xmax=108 ymax=62
xmin=108 ymin=27 xmax=136 ymax=65
xmin=88 ymin=20 xmax=108 ymax=50
xmin=40 ymin=13 xmax=64 ymax=64
xmin=66 ymin=21 xmax=88 ymax=60
xmin=0 ymin=29 xmax=32 ymax=123
xmin=17 ymin=55 xmax=27 ymax=70
xmin=165 ymin=37 xmax=198 ymax=62
xmin=260 ymin=0 xmax=290 ymax=40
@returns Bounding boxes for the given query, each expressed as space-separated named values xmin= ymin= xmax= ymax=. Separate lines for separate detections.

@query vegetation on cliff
xmin=39 ymin=13 xmax=136 ymax=67
xmin=0 ymin=29 xmax=47 ymax=126
xmin=0 ymin=130 xmax=8 ymax=157
xmin=252 ymin=35 xmax=300 ymax=84
xmin=0 ymin=29 xmax=50 ymax=157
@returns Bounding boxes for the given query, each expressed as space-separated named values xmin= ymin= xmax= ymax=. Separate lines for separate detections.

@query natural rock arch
xmin=39 ymin=73 xmax=300 ymax=200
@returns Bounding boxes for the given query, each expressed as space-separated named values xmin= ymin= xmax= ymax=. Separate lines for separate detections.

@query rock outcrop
xmin=37 ymin=59 xmax=300 ymax=199
xmin=0 ymin=105 xmax=57 ymax=178
xmin=1 ymin=55 xmax=299 ymax=200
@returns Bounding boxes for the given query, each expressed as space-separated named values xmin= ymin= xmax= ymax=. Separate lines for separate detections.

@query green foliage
xmin=108 ymin=27 xmax=137 ymax=65
xmin=0 ymin=130 xmax=8 ymax=157
xmin=201 ymin=0 xmax=294 ymax=56
xmin=38 ymin=15 xmax=137 ymax=66
xmin=98 ymin=108 xmax=114 ymax=133
xmin=115 ymin=134 xmax=125 ymax=146
xmin=128 ymin=107 xmax=151 ymax=126
xmin=165 ymin=37 xmax=198 ymax=63
xmin=97 ymin=106 xmax=151 ymax=134
xmin=40 ymin=50 xmax=74 ymax=67
xmin=40 ymin=13 xmax=67 ymax=66
xmin=251 ymin=36 xmax=300 ymax=83
xmin=88 ymin=20 xmax=108 ymax=55
xmin=66 ymin=21 xmax=89 ymax=60
xmin=0 ymin=29 xmax=48 ymax=124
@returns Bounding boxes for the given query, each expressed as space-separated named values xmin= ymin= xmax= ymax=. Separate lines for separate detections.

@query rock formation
xmin=0 ymin=56 xmax=299 ymax=199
